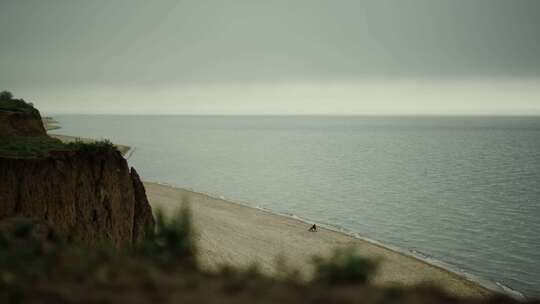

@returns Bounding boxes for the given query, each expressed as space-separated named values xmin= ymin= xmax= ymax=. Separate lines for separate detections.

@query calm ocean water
xmin=52 ymin=115 xmax=540 ymax=298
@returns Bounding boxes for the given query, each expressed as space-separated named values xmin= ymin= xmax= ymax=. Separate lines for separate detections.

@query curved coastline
xmin=271 ymin=212 xmax=525 ymax=300
xmin=44 ymin=117 xmax=523 ymax=300
xmin=144 ymin=180 xmax=522 ymax=299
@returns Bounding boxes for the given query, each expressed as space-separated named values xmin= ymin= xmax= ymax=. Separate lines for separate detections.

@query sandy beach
xmin=145 ymin=182 xmax=491 ymax=298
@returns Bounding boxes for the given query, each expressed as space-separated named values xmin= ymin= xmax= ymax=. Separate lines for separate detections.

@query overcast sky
xmin=1 ymin=0 xmax=539 ymax=114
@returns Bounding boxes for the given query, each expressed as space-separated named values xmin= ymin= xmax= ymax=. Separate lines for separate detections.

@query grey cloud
xmin=1 ymin=0 xmax=540 ymax=88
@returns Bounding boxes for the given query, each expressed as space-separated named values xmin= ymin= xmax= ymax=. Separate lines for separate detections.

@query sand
xmin=144 ymin=182 xmax=491 ymax=298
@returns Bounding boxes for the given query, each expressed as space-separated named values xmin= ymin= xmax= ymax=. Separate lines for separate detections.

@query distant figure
xmin=308 ymin=224 xmax=318 ymax=232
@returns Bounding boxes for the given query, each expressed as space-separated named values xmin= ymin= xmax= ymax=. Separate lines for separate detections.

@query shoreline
xmin=250 ymin=203 xmax=522 ymax=299
xmin=144 ymin=181 xmax=499 ymax=299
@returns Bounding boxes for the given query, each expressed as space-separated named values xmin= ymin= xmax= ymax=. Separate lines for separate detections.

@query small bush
xmin=0 ymin=90 xmax=13 ymax=101
xmin=0 ymin=90 xmax=39 ymax=117
xmin=0 ymin=137 xmax=119 ymax=158
xmin=274 ymin=255 xmax=303 ymax=284
xmin=136 ymin=206 xmax=197 ymax=269
xmin=311 ymin=247 xmax=378 ymax=285
xmin=66 ymin=139 xmax=117 ymax=154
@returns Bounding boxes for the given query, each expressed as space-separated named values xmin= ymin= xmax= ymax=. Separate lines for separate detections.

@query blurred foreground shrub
xmin=312 ymin=247 xmax=378 ymax=285
xmin=135 ymin=206 xmax=197 ymax=269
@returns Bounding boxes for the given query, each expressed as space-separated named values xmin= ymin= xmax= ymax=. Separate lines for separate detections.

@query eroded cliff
xmin=0 ymin=147 xmax=154 ymax=247
xmin=0 ymin=110 xmax=46 ymax=137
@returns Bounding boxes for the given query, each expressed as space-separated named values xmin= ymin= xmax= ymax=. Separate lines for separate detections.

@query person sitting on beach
xmin=308 ymin=224 xmax=318 ymax=232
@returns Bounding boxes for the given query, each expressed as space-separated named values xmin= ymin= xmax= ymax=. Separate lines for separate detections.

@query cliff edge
xmin=0 ymin=147 xmax=154 ymax=247
xmin=0 ymin=91 xmax=45 ymax=137
xmin=0 ymin=92 xmax=154 ymax=247
xmin=0 ymin=108 xmax=46 ymax=137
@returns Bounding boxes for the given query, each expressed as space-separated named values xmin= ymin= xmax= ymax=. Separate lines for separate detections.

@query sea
xmin=51 ymin=115 xmax=540 ymax=298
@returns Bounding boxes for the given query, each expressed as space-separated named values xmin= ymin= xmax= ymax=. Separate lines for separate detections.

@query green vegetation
xmin=0 ymin=209 xmax=198 ymax=280
xmin=0 ymin=212 xmax=194 ymax=303
xmin=0 ymin=90 xmax=39 ymax=118
xmin=135 ymin=207 xmax=198 ymax=268
xmin=0 ymin=137 xmax=118 ymax=158
xmin=312 ymin=247 xmax=378 ymax=285
xmin=65 ymin=139 xmax=117 ymax=154
xmin=0 ymin=209 xmax=524 ymax=303
xmin=2 ymin=207 xmax=372 ymax=289
xmin=0 ymin=136 xmax=67 ymax=157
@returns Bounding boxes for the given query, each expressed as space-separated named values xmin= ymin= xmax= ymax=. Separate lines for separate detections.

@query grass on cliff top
xmin=0 ymin=91 xmax=40 ymax=118
xmin=0 ymin=136 xmax=117 ymax=158
xmin=0 ymin=136 xmax=66 ymax=157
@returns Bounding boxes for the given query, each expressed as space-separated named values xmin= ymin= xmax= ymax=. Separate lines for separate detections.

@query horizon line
xmin=42 ymin=113 xmax=540 ymax=117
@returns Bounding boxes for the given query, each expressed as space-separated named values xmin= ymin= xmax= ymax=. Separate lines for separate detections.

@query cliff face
xmin=130 ymin=168 xmax=154 ymax=243
xmin=0 ymin=148 xmax=154 ymax=247
xmin=0 ymin=110 xmax=46 ymax=137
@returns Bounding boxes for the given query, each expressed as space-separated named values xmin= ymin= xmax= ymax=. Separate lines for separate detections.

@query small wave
xmin=496 ymin=282 xmax=525 ymax=300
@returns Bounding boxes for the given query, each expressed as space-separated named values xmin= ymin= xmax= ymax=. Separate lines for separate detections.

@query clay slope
xmin=0 ymin=110 xmax=46 ymax=137
xmin=0 ymin=148 xmax=154 ymax=247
